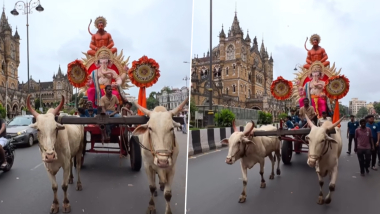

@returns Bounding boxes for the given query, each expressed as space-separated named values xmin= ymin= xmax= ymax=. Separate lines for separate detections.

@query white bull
xmin=304 ymin=114 xmax=344 ymax=205
xmin=220 ymin=121 xmax=281 ymax=203
xmin=132 ymin=98 xmax=188 ymax=214
xmin=27 ymin=95 xmax=85 ymax=213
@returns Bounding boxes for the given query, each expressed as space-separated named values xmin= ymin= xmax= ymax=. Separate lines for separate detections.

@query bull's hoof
xmin=50 ymin=203 xmax=59 ymax=214
xmin=317 ymin=196 xmax=325 ymax=205
xmin=165 ymin=207 xmax=172 ymax=214
xmin=62 ymin=203 xmax=71 ymax=213
xmin=260 ymin=182 xmax=266 ymax=188
xmin=276 ymin=169 xmax=281 ymax=175
xmin=325 ymin=197 xmax=331 ymax=204
xmin=68 ymin=178 xmax=74 ymax=184
xmin=269 ymin=174 xmax=274 ymax=180
xmin=146 ymin=206 xmax=156 ymax=214
xmin=154 ymin=190 xmax=158 ymax=197
xmin=238 ymin=196 xmax=246 ymax=203
xmin=76 ymin=183 xmax=83 ymax=191
xmin=160 ymin=183 xmax=165 ymax=191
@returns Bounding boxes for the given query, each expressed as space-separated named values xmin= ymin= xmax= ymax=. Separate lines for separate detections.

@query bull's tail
xmin=88 ymin=19 xmax=93 ymax=36
xmin=304 ymin=37 xmax=309 ymax=51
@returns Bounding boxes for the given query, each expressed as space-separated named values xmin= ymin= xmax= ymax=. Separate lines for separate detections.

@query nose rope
xmin=308 ymin=139 xmax=332 ymax=161
xmin=227 ymin=141 xmax=249 ymax=160
xmin=137 ymin=130 xmax=176 ymax=158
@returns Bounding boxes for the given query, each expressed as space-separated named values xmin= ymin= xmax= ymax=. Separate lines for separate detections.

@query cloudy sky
xmin=192 ymin=0 xmax=380 ymax=106
xmin=4 ymin=0 xmax=192 ymax=97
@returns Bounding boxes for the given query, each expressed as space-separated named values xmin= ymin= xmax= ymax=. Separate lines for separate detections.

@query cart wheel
xmin=74 ymin=136 xmax=87 ymax=168
xmin=129 ymin=136 xmax=142 ymax=171
xmin=281 ymin=140 xmax=293 ymax=165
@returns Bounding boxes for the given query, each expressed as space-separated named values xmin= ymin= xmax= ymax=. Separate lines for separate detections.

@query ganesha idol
xmin=294 ymin=61 xmax=338 ymax=119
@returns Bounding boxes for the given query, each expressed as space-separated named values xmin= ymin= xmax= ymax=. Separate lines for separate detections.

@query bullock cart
xmin=253 ymin=121 xmax=336 ymax=165
xmin=33 ymin=114 xmax=185 ymax=171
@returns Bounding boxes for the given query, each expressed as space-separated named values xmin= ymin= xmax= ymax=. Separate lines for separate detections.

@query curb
xmin=188 ymin=123 xmax=280 ymax=156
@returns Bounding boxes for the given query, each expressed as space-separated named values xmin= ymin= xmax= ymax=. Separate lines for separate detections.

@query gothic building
xmin=18 ymin=66 xmax=73 ymax=108
xmin=191 ymin=13 xmax=290 ymax=119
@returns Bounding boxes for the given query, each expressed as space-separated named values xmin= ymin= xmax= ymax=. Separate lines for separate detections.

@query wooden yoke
xmin=32 ymin=114 xmax=185 ymax=125
xmin=252 ymin=128 xmax=336 ymax=137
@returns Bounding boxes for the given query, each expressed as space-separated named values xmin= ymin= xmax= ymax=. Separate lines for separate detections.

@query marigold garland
xmin=128 ymin=56 xmax=160 ymax=88
xmin=270 ymin=76 xmax=293 ymax=100
xmin=323 ymin=75 xmax=350 ymax=100
xmin=67 ymin=60 xmax=88 ymax=88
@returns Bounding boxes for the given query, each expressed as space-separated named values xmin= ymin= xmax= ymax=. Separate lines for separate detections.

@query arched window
xmin=226 ymin=88 xmax=229 ymax=94
xmin=226 ymin=45 xmax=235 ymax=60
xmin=226 ymin=67 xmax=229 ymax=75
xmin=232 ymin=85 xmax=236 ymax=92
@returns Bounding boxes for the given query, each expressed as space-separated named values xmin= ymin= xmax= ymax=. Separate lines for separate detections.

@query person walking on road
xmin=355 ymin=119 xmax=374 ymax=176
xmin=0 ymin=116 xmax=7 ymax=169
xmin=365 ymin=115 xmax=380 ymax=170
xmin=347 ymin=115 xmax=359 ymax=155
xmin=182 ymin=112 xmax=187 ymax=134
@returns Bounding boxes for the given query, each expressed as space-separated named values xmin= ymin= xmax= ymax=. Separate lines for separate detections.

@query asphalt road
xmin=0 ymin=130 xmax=188 ymax=214
xmin=187 ymin=121 xmax=380 ymax=214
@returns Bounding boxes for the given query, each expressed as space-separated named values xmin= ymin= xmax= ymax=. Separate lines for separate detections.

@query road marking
xmin=189 ymin=148 xmax=226 ymax=159
xmin=31 ymin=162 xmax=44 ymax=171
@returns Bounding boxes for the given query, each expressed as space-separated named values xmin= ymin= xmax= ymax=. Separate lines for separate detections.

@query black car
xmin=6 ymin=115 xmax=38 ymax=147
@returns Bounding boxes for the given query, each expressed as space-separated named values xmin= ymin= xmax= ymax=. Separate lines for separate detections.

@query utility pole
xmin=207 ymin=0 xmax=214 ymax=127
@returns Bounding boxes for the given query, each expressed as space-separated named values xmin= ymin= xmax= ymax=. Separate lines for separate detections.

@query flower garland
xmin=323 ymin=75 xmax=350 ymax=100
xmin=270 ymin=76 xmax=293 ymax=100
xmin=67 ymin=60 xmax=88 ymax=88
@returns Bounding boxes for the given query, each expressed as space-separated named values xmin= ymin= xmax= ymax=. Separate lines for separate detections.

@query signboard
xmin=195 ymin=111 xmax=203 ymax=120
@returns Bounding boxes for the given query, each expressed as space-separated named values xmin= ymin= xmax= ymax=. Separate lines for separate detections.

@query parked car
xmin=6 ymin=115 xmax=37 ymax=147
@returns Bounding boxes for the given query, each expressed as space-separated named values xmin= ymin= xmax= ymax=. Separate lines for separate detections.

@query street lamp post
xmin=10 ymin=0 xmax=44 ymax=94
xmin=207 ymin=0 xmax=214 ymax=127
xmin=183 ymin=76 xmax=190 ymax=88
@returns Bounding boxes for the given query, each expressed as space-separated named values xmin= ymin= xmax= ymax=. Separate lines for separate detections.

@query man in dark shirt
xmin=366 ymin=115 xmax=380 ymax=170
xmin=0 ymin=117 xmax=7 ymax=169
xmin=285 ymin=116 xmax=294 ymax=129
xmin=347 ymin=115 xmax=359 ymax=155
xmin=355 ymin=119 xmax=374 ymax=176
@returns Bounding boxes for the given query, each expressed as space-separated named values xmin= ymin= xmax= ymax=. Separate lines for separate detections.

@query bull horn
xmin=170 ymin=97 xmax=189 ymax=116
xmin=243 ymin=121 xmax=255 ymax=136
xmin=327 ymin=116 xmax=345 ymax=130
xmin=134 ymin=101 xmax=151 ymax=116
xmin=305 ymin=114 xmax=315 ymax=128
xmin=26 ymin=94 xmax=39 ymax=118
xmin=52 ymin=95 xmax=65 ymax=116
xmin=232 ymin=119 xmax=238 ymax=132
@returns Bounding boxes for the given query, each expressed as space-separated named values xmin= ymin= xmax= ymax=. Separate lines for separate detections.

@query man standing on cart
xmin=99 ymin=85 xmax=121 ymax=142
xmin=298 ymin=98 xmax=317 ymax=127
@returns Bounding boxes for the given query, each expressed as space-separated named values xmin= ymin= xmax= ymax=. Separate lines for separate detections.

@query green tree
xmin=278 ymin=113 xmax=288 ymax=121
xmin=0 ymin=104 xmax=6 ymax=119
xmin=258 ymin=111 xmax=273 ymax=125
xmin=214 ymin=109 xmax=235 ymax=127
xmin=189 ymin=98 xmax=198 ymax=117
xmin=356 ymin=107 xmax=368 ymax=118
xmin=147 ymin=91 xmax=159 ymax=110
xmin=374 ymin=103 xmax=380 ymax=115
xmin=162 ymin=86 xmax=172 ymax=93
xmin=339 ymin=104 xmax=348 ymax=117
xmin=34 ymin=98 xmax=41 ymax=110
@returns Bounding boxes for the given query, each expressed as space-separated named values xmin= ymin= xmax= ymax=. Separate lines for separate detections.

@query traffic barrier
xmin=188 ymin=123 xmax=279 ymax=156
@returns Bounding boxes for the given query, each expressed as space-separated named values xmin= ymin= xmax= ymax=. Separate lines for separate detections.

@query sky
xmin=192 ymin=0 xmax=380 ymax=106
xmin=4 ymin=0 xmax=192 ymax=97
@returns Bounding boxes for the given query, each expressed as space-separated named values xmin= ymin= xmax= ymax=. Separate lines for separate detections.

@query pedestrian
xmin=347 ymin=115 xmax=359 ymax=155
xmin=0 ymin=116 xmax=7 ymax=169
xmin=365 ymin=115 xmax=380 ymax=170
xmin=182 ymin=113 xmax=187 ymax=134
xmin=355 ymin=118 xmax=374 ymax=176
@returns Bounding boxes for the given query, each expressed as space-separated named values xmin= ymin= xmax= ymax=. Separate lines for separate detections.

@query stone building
xmin=190 ymin=13 xmax=290 ymax=119
xmin=0 ymin=8 xmax=25 ymax=118
xmin=157 ymin=86 xmax=189 ymax=111
xmin=18 ymin=66 xmax=73 ymax=108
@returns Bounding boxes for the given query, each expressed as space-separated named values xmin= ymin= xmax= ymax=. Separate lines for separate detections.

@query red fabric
xmin=137 ymin=87 xmax=147 ymax=115
xmin=332 ymin=100 xmax=341 ymax=128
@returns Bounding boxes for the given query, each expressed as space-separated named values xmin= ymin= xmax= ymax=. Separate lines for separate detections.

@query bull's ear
xmin=29 ymin=123 xmax=37 ymax=129
xmin=325 ymin=134 xmax=338 ymax=143
xmin=132 ymin=124 xmax=149 ymax=136
xmin=241 ymin=137 xmax=255 ymax=145
xmin=56 ymin=124 xmax=65 ymax=130
xmin=172 ymin=121 xmax=181 ymax=128
xmin=220 ymin=138 xmax=229 ymax=145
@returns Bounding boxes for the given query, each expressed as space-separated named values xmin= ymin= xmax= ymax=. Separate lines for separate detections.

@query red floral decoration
xmin=270 ymin=76 xmax=293 ymax=100
xmin=67 ymin=60 xmax=88 ymax=88
xmin=128 ymin=56 xmax=160 ymax=88
xmin=323 ymin=75 xmax=350 ymax=100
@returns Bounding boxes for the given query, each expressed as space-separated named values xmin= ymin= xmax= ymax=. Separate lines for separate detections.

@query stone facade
xmin=157 ymin=86 xmax=189 ymax=111
xmin=190 ymin=13 xmax=290 ymax=119
xmin=18 ymin=66 xmax=73 ymax=108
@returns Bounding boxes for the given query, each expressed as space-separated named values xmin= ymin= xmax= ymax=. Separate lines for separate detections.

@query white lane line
xmin=30 ymin=162 xmax=44 ymax=171
xmin=189 ymin=148 xmax=227 ymax=159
